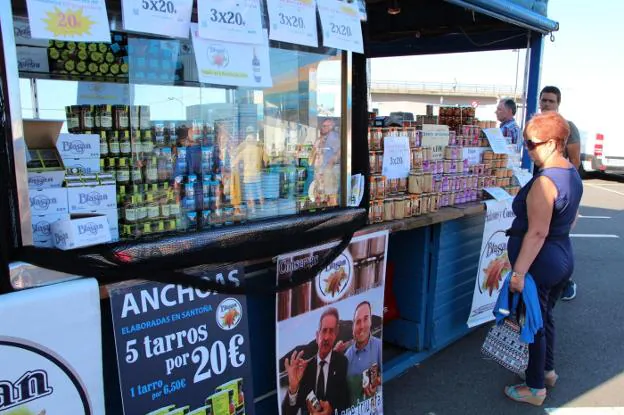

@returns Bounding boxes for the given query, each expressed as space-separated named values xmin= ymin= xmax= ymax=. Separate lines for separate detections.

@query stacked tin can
xmin=478 ymin=151 xmax=521 ymax=197
xmin=367 ymin=126 xmax=441 ymax=224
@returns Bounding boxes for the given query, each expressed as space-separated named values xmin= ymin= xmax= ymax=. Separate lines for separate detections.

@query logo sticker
xmin=315 ymin=250 xmax=354 ymax=303
xmin=216 ymin=298 xmax=242 ymax=331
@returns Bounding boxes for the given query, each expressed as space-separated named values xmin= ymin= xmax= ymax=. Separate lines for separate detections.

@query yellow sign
xmin=43 ymin=7 xmax=95 ymax=37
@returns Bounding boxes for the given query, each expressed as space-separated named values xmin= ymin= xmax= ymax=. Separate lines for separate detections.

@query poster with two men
xmin=276 ymin=230 xmax=388 ymax=415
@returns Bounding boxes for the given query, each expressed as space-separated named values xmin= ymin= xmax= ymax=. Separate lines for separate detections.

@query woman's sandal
xmin=504 ymin=383 xmax=546 ymax=406
xmin=519 ymin=370 xmax=559 ymax=388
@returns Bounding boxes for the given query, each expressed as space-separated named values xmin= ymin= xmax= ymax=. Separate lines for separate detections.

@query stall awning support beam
xmin=444 ymin=0 xmax=559 ymax=34
xmin=522 ymin=32 xmax=544 ymax=171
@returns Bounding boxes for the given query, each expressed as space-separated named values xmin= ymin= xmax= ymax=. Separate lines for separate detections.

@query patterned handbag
xmin=481 ymin=295 xmax=529 ymax=374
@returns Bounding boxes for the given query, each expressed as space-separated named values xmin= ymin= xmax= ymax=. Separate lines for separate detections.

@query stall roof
xmin=366 ymin=0 xmax=559 ymax=58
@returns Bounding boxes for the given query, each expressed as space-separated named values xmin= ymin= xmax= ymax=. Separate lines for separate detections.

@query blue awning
xmin=443 ymin=0 xmax=559 ymax=34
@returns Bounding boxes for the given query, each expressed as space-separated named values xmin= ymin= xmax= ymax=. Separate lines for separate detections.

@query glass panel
xmin=13 ymin=9 xmax=344 ymax=245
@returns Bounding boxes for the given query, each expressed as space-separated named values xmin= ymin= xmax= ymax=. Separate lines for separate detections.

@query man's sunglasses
xmin=525 ymin=139 xmax=550 ymax=151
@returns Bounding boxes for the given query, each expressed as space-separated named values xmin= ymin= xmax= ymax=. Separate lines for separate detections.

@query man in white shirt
xmin=281 ymin=307 xmax=350 ymax=415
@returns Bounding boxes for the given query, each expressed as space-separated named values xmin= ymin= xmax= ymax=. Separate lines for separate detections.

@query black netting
xmin=15 ymin=208 xmax=367 ymax=294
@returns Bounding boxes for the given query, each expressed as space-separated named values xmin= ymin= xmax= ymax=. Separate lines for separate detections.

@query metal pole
xmin=522 ymin=32 xmax=544 ymax=171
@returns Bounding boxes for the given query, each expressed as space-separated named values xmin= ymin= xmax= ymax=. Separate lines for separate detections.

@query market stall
xmin=0 ymin=0 xmax=558 ymax=414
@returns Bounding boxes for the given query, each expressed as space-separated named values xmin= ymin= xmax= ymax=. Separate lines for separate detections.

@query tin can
xmin=306 ymin=391 xmax=322 ymax=412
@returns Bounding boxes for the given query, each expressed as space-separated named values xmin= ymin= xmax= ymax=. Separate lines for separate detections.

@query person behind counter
xmin=503 ymin=111 xmax=583 ymax=406
xmin=282 ymin=307 xmax=350 ymax=415
xmin=496 ymin=97 xmax=522 ymax=146
xmin=335 ymin=301 xmax=382 ymax=407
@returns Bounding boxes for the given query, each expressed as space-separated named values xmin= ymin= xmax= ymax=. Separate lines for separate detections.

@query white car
xmin=579 ymin=129 xmax=624 ymax=177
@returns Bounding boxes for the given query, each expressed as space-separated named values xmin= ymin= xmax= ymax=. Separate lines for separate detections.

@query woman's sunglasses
xmin=525 ymin=139 xmax=551 ymax=151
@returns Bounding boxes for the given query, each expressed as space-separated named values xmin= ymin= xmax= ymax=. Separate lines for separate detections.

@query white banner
xmin=317 ymin=0 xmax=364 ymax=54
xmin=0 ymin=278 xmax=105 ymax=414
xmin=77 ymin=81 xmax=132 ymax=105
xmin=122 ymin=0 xmax=194 ymax=38
xmin=267 ymin=0 xmax=319 ymax=47
xmin=197 ymin=0 xmax=265 ymax=45
xmin=467 ymin=199 xmax=516 ymax=328
xmin=26 ymin=0 xmax=111 ymax=42
xmin=191 ymin=24 xmax=273 ymax=88
xmin=276 ymin=230 xmax=389 ymax=415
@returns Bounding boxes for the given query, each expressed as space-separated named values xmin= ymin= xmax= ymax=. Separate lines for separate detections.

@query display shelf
xmin=17 ymin=70 xmax=242 ymax=90
xmin=364 ymin=202 xmax=485 ymax=235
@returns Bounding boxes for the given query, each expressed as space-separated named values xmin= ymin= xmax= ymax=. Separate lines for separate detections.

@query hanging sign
xmin=197 ymin=0 xmax=264 ymax=45
xmin=108 ymin=266 xmax=255 ymax=415
xmin=0 ymin=278 xmax=105 ymax=414
xmin=483 ymin=128 xmax=512 ymax=155
xmin=25 ymin=0 xmax=111 ymax=42
xmin=467 ymin=199 xmax=516 ymax=328
xmin=267 ymin=0 xmax=319 ymax=48
xmin=317 ymin=0 xmax=364 ymax=54
xmin=122 ymin=0 xmax=194 ymax=39
xmin=276 ymin=230 xmax=389 ymax=415
xmin=191 ymin=24 xmax=273 ymax=88
xmin=382 ymin=135 xmax=410 ymax=180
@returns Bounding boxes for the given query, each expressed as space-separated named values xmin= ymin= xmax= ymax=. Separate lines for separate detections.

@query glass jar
xmin=144 ymin=157 xmax=158 ymax=184
xmin=146 ymin=193 xmax=160 ymax=220
xmin=99 ymin=131 xmax=108 ymax=157
xmin=131 ymin=160 xmax=143 ymax=185
xmin=114 ymin=105 xmax=129 ymax=130
xmin=383 ymin=198 xmax=395 ymax=222
xmin=120 ymin=130 xmax=131 ymax=157
xmin=108 ymin=131 xmax=121 ymax=156
xmin=99 ymin=105 xmax=113 ymax=130
xmin=116 ymin=158 xmax=130 ymax=186
xmin=131 ymin=130 xmax=142 ymax=158
xmin=81 ymin=105 xmax=94 ymax=130
xmin=142 ymin=130 xmax=154 ymax=154
xmin=66 ymin=106 xmax=81 ymax=133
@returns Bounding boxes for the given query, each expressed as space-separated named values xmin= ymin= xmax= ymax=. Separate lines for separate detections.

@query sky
xmin=370 ymin=0 xmax=624 ymax=142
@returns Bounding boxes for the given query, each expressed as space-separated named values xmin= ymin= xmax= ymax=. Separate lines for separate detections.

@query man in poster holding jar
xmin=335 ymin=301 xmax=383 ymax=409
xmin=282 ymin=307 xmax=350 ymax=415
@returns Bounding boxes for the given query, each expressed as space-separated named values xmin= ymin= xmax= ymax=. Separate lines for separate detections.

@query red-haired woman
xmin=503 ymin=111 xmax=583 ymax=405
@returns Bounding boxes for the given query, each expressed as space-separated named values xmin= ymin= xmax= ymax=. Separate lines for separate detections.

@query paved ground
xmin=384 ymin=174 xmax=624 ymax=415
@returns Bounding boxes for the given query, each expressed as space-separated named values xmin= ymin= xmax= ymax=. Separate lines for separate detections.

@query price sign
xmin=122 ymin=0 xmax=193 ymax=39
xmin=317 ymin=0 xmax=363 ymax=54
xmin=422 ymin=124 xmax=450 ymax=161
xmin=108 ymin=267 xmax=256 ymax=415
xmin=198 ymin=0 xmax=264 ymax=45
xmin=484 ymin=187 xmax=512 ymax=201
xmin=191 ymin=24 xmax=273 ymax=88
xmin=267 ymin=0 xmax=318 ymax=47
xmin=382 ymin=135 xmax=410 ymax=179
xmin=25 ymin=0 xmax=111 ymax=42
xmin=483 ymin=128 xmax=512 ymax=155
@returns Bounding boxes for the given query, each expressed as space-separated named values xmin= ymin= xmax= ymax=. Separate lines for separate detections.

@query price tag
xmin=422 ymin=124 xmax=449 ymax=161
xmin=483 ymin=128 xmax=512 ymax=155
xmin=266 ymin=0 xmax=318 ymax=47
xmin=513 ymin=170 xmax=533 ymax=187
xmin=191 ymin=24 xmax=273 ymax=88
xmin=317 ymin=0 xmax=363 ymax=54
xmin=382 ymin=136 xmax=410 ymax=179
xmin=25 ymin=0 xmax=111 ymax=42
xmin=462 ymin=147 xmax=487 ymax=166
xmin=198 ymin=0 xmax=264 ymax=45
xmin=484 ymin=187 xmax=512 ymax=201
xmin=122 ymin=0 xmax=193 ymax=38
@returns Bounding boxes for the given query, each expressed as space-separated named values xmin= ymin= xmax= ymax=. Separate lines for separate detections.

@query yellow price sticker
xmin=43 ymin=7 xmax=95 ymax=37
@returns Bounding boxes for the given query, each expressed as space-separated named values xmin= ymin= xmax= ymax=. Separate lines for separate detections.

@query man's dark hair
xmin=540 ymin=86 xmax=562 ymax=103
xmin=503 ymin=98 xmax=517 ymax=116
xmin=353 ymin=301 xmax=372 ymax=320
xmin=319 ymin=307 xmax=340 ymax=330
